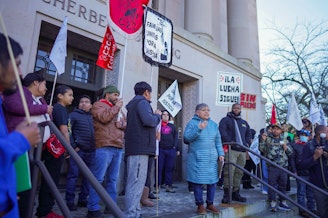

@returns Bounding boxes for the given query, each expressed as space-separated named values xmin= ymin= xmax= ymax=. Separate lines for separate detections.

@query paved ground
xmin=39 ymin=181 xmax=300 ymax=218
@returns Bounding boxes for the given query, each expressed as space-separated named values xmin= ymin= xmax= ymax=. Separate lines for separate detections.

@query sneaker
xmin=166 ymin=185 xmax=176 ymax=193
xmin=299 ymin=210 xmax=310 ymax=218
xmin=66 ymin=203 xmax=77 ymax=211
xmin=104 ymin=207 xmax=111 ymax=215
xmin=197 ymin=205 xmax=207 ymax=215
xmin=41 ymin=211 xmax=64 ymax=218
xmin=270 ymin=201 xmax=277 ymax=212
xmin=278 ymin=200 xmax=291 ymax=211
xmin=87 ymin=210 xmax=103 ymax=218
xmin=261 ymin=190 xmax=268 ymax=195
xmin=206 ymin=205 xmax=220 ymax=214
xmin=77 ymin=200 xmax=87 ymax=207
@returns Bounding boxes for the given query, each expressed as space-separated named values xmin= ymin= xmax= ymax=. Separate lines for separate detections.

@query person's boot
xmin=140 ymin=187 xmax=155 ymax=207
xmin=221 ymin=188 xmax=229 ymax=203
xmin=232 ymin=189 xmax=247 ymax=202
xmin=243 ymin=181 xmax=249 ymax=189
xmin=197 ymin=205 xmax=206 ymax=215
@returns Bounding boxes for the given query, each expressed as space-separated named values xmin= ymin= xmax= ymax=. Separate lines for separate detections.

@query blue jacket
xmin=124 ymin=95 xmax=161 ymax=156
xmin=300 ymin=139 xmax=328 ymax=189
xmin=184 ymin=115 xmax=224 ymax=184
xmin=0 ymin=98 xmax=30 ymax=218
xmin=219 ymin=112 xmax=251 ymax=152
xmin=69 ymin=108 xmax=95 ymax=151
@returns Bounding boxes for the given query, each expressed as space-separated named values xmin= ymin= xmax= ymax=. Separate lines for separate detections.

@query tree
xmin=261 ymin=21 xmax=328 ymax=124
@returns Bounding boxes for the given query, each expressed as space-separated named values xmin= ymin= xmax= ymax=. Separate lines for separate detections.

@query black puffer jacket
xmin=290 ymin=140 xmax=309 ymax=176
xmin=69 ymin=108 xmax=95 ymax=151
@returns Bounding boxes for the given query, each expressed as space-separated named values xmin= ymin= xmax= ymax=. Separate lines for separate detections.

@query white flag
xmin=158 ymin=80 xmax=182 ymax=117
xmin=49 ymin=17 xmax=67 ymax=75
xmin=309 ymin=92 xmax=320 ymax=124
xmin=286 ymin=93 xmax=303 ymax=130
xmin=319 ymin=104 xmax=327 ymax=126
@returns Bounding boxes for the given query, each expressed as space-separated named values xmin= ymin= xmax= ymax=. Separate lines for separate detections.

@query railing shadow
xmin=224 ymin=141 xmax=326 ymax=218
xmin=26 ymin=121 xmax=125 ymax=218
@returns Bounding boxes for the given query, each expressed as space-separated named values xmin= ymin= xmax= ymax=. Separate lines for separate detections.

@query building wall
xmin=1 ymin=0 xmax=266 ymax=181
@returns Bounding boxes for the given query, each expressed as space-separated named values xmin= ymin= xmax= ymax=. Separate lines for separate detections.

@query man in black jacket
xmin=124 ymin=81 xmax=161 ymax=218
xmin=219 ymin=103 xmax=251 ymax=203
xmin=65 ymin=95 xmax=95 ymax=210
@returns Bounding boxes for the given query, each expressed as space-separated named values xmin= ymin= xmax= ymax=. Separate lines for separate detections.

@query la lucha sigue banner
xmin=216 ymin=72 xmax=243 ymax=106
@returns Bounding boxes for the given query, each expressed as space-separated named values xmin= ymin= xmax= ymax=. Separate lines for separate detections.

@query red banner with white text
xmin=96 ymin=26 xmax=117 ymax=71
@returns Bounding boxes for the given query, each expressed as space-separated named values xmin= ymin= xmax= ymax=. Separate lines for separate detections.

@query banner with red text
xmin=108 ymin=0 xmax=150 ymax=39
xmin=240 ymin=92 xmax=256 ymax=110
xmin=96 ymin=26 xmax=117 ymax=71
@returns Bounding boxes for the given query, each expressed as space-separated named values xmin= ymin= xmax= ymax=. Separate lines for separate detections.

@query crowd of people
xmin=1 ymin=34 xmax=328 ymax=218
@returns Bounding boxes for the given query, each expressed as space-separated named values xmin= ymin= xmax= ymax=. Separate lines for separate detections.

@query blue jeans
xmin=65 ymin=150 xmax=95 ymax=204
xmin=296 ymin=175 xmax=316 ymax=211
xmin=158 ymin=148 xmax=176 ymax=186
xmin=87 ymin=147 xmax=122 ymax=211
xmin=261 ymin=160 xmax=268 ymax=192
xmin=192 ymin=183 xmax=216 ymax=205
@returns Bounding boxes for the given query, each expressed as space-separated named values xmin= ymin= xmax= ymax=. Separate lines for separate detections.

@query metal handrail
xmin=27 ymin=121 xmax=125 ymax=218
xmin=225 ymin=141 xmax=325 ymax=218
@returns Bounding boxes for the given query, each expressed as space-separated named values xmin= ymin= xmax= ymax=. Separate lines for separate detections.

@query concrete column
xmin=227 ymin=0 xmax=252 ymax=63
xmin=185 ymin=0 xmax=213 ymax=41
xmin=212 ymin=0 xmax=228 ymax=52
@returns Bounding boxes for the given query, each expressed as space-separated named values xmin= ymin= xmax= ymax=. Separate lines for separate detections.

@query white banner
xmin=158 ymin=80 xmax=182 ymax=117
xmin=309 ymin=92 xmax=320 ymax=124
xmin=143 ymin=7 xmax=173 ymax=67
xmin=287 ymin=93 xmax=303 ymax=130
xmin=216 ymin=72 xmax=242 ymax=106
xmin=49 ymin=17 xmax=67 ymax=75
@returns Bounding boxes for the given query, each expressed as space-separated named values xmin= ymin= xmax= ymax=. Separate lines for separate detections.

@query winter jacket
xmin=69 ymin=108 xmax=95 ymax=151
xmin=301 ymin=139 xmax=328 ymax=189
xmin=3 ymin=87 xmax=48 ymax=132
xmin=259 ymin=135 xmax=293 ymax=168
xmin=184 ymin=115 xmax=224 ymax=184
xmin=290 ymin=140 xmax=309 ymax=176
xmin=0 ymin=98 xmax=30 ymax=218
xmin=159 ymin=122 xmax=179 ymax=151
xmin=92 ymin=99 xmax=126 ymax=149
xmin=219 ymin=112 xmax=252 ymax=152
xmin=124 ymin=95 xmax=161 ymax=156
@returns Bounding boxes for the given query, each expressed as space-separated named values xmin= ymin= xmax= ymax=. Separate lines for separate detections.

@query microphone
xmin=320 ymin=133 xmax=326 ymax=147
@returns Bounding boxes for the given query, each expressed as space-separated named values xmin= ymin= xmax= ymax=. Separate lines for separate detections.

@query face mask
xmin=300 ymin=136 xmax=308 ymax=143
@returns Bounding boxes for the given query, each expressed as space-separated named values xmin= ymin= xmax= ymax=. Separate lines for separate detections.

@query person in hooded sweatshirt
xmin=124 ymin=81 xmax=161 ymax=218
xmin=219 ymin=103 xmax=251 ymax=204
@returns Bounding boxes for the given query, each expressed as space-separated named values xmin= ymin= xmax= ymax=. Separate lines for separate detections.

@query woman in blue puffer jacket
xmin=184 ymin=103 xmax=224 ymax=215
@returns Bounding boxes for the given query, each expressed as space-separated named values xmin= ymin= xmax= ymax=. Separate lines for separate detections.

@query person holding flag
xmin=0 ymin=33 xmax=41 ymax=218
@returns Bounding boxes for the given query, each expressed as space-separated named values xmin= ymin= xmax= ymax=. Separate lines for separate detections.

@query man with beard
xmin=219 ymin=103 xmax=251 ymax=203
xmin=0 ymin=33 xmax=41 ymax=217
xmin=87 ymin=85 xmax=126 ymax=218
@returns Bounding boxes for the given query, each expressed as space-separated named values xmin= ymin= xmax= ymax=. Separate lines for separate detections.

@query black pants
xmin=36 ymin=150 xmax=64 ymax=216
xmin=242 ymin=159 xmax=256 ymax=183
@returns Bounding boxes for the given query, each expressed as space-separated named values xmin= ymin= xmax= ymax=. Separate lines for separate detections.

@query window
xmin=70 ymin=54 xmax=96 ymax=84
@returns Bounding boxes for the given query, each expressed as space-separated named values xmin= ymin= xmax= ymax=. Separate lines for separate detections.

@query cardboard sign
xmin=216 ymin=72 xmax=242 ymax=106
xmin=240 ymin=92 xmax=256 ymax=109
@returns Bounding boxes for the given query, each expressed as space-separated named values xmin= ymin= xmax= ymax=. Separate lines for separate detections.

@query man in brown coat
xmin=87 ymin=85 xmax=126 ymax=218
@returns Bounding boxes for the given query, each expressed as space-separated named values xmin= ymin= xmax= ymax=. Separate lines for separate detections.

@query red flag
xmin=270 ymin=104 xmax=277 ymax=125
xmin=108 ymin=0 xmax=150 ymax=38
xmin=96 ymin=26 xmax=117 ymax=71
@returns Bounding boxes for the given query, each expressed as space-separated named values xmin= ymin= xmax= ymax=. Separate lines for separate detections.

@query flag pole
xmin=49 ymin=71 xmax=58 ymax=106
xmin=119 ymin=37 xmax=128 ymax=96
xmin=0 ymin=14 xmax=31 ymax=123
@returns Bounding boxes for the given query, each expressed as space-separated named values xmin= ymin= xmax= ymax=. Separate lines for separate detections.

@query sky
xmin=257 ymin=0 xmax=328 ymax=68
